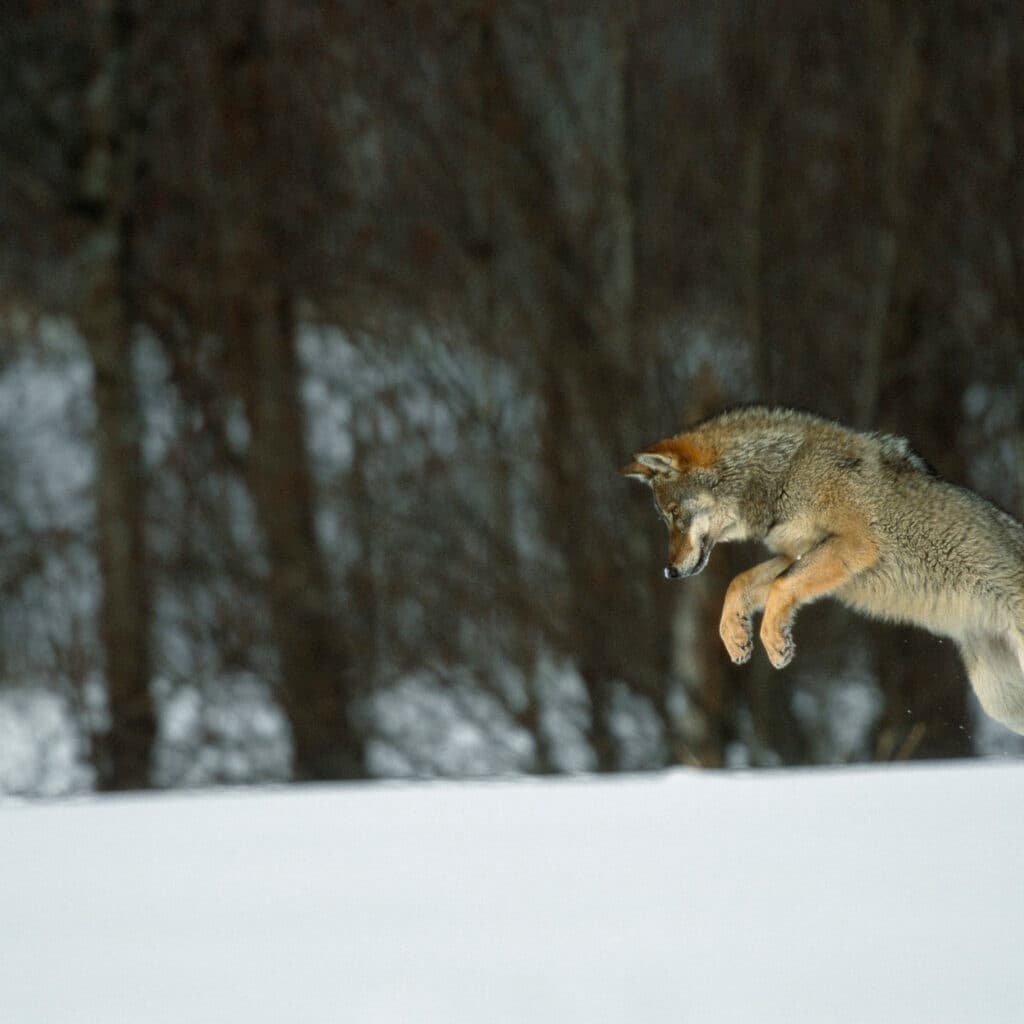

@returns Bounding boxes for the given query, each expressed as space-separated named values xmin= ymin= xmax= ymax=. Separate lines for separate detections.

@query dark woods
xmin=1 ymin=1 xmax=1022 ymax=791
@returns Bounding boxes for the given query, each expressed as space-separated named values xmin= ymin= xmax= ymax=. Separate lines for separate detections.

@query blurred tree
xmin=2 ymin=0 xmax=1024 ymax=794
xmin=0 ymin=1 xmax=158 ymax=788
xmin=163 ymin=0 xmax=369 ymax=779
xmin=77 ymin=0 xmax=157 ymax=788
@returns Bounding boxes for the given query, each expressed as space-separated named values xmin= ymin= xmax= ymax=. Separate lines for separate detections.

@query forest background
xmin=2 ymin=0 xmax=1024 ymax=794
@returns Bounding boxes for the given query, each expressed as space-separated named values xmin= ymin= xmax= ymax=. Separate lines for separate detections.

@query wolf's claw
xmin=762 ymin=623 xmax=795 ymax=669
xmin=721 ymin=614 xmax=754 ymax=664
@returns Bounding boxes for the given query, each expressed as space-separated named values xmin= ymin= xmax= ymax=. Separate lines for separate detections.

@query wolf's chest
xmin=764 ymin=518 xmax=829 ymax=560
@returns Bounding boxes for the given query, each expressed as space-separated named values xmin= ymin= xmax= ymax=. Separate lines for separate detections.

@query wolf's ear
xmin=620 ymin=459 xmax=657 ymax=482
xmin=622 ymin=435 xmax=714 ymax=483
xmin=636 ymin=451 xmax=681 ymax=473
xmin=620 ymin=449 xmax=681 ymax=483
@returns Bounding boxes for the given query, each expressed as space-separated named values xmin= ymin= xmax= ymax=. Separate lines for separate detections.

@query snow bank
xmin=2 ymin=761 xmax=1021 ymax=1024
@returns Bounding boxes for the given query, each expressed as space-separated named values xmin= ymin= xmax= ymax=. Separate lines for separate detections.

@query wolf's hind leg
xmin=720 ymin=556 xmax=794 ymax=664
xmin=961 ymin=633 xmax=1024 ymax=735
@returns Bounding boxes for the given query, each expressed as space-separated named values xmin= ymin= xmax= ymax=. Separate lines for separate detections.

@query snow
xmin=2 ymin=761 xmax=1022 ymax=1024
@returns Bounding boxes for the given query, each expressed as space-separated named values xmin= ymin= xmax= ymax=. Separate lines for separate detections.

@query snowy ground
xmin=3 ymin=761 xmax=1021 ymax=1024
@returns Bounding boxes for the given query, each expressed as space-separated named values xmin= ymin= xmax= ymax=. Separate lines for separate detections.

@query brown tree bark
xmin=212 ymin=1 xmax=367 ymax=780
xmin=231 ymin=287 xmax=366 ymax=780
xmin=528 ymin=7 xmax=659 ymax=771
xmin=80 ymin=0 xmax=157 ymax=789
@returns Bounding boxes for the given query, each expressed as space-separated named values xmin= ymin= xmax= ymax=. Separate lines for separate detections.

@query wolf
xmin=621 ymin=405 xmax=1024 ymax=735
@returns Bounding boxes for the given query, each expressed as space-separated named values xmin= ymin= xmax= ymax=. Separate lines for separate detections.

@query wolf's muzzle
xmin=664 ymin=538 xmax=713 ymax=580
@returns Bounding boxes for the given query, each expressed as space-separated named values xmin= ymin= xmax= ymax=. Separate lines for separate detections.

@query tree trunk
xmin=85 ymin=314 xmax=157 ymax=790
xmin=208 ymin=0 xmax=366 ymax=781
xmin=233 ymin=288 xmax=366 ymax=780
xmin=80 ymin=0 xmax=156 ymax=790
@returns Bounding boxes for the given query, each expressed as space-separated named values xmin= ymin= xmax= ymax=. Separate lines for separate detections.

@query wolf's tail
xmin=959 ymin=632 xmax=1024 ymax=735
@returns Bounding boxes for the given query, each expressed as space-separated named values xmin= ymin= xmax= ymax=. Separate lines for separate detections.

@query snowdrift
xmin=3 ymin=761 xmax=1021 ymax=1024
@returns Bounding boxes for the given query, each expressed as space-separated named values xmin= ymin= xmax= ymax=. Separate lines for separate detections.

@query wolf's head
xmin=621 ymin=436 xmax=727 ymax=579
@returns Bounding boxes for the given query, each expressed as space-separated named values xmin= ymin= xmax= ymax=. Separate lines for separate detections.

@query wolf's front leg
xmin=719 ymin=556 xmax=794 ymax=664
xmin=760 ymin=534 xmax=878 ymax=668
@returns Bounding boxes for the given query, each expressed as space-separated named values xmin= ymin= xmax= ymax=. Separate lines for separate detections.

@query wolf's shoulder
xmin=692 ymin=404 xmax=825 ymax=433
xmin=694 ymin=406 xmax=934 ymax=474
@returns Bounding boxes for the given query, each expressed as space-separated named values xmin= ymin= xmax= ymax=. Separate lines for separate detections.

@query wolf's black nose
xmin=664 ymin=566 xmax=682 ymax=579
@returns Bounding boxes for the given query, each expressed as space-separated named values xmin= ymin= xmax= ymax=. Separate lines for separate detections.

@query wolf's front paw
xmin=720 ymin=612 xmax=754 ymax=664
xmin=760 ymin=621 xmax=795 ymax=669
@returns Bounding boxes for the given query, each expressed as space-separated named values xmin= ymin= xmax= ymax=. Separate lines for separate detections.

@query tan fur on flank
xmin=622 ymin=405 xmax=1024 ymax=735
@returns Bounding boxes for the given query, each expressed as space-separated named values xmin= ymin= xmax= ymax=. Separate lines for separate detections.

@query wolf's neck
xmin=722 ymin=434 xmax=800 ymax=539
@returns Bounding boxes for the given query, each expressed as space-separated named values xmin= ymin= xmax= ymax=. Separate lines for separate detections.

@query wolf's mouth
xmin=690 ymin=537 xmax=714 ymax=576
xmin=664 ymin=537 xmax=714 ymax=579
